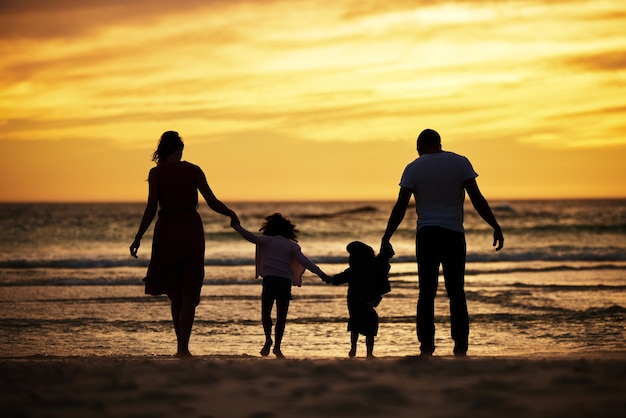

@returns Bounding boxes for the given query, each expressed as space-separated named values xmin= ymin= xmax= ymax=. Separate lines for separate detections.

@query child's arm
xmin=329 ymin=270 xmax=351 ymax=286
xmin=231 ymin=221 xmax=260 ymax=244
xmin=294 ymin=249 xmax=328 ymax=281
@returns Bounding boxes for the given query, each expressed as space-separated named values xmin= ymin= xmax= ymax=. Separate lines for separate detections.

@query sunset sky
xmin=1 ymin=0 xmax=625 ymax=202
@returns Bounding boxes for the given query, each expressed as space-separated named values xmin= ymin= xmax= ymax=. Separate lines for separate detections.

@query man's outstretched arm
xmin=381 ymin=187 xmax=413 ymax=250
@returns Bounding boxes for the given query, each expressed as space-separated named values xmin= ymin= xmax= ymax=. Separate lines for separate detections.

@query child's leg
xmin=366 ymin=335 xmax=375 ymax=358
xmin=273 ymin=298 xmax=290 ymax=359
xmin=349 ymin=331 xmax=358 ymax=357
xmin=260 ymin=297 xmax=274 ymax=356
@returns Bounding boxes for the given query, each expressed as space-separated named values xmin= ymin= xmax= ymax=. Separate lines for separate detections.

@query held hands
xmin=229 ymin=211 xmax=240 ymax=227
xmin=380 ymin=240 xmax=394 ymax=257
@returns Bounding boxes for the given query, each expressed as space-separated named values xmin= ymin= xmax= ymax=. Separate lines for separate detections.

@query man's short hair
xmin=417 ymin=129 xmax=441 ymax=146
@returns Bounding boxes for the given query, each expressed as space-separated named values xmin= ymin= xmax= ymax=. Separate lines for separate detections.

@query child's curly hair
xmin=260 ymin=213 xmax=299 ymax=241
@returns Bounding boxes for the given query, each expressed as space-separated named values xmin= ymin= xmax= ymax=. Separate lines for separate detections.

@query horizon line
xmin=1 ymin=196 xmax=625 ymax=204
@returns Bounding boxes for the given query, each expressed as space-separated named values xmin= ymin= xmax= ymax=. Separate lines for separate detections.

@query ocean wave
xmin=1 ymin=262 xmax=625 ymax=287
xmin=463 ymin=250 xmax=626 ymax=263
xmin=509 ymin=283 xmax=626 ymax=291
xmin=297 ymin=205 xmax=379 ymax=219
xmin=1 ymin=251 xmax=625 ymax=270
xmin=464 ymin=223 xmax=626 ymax=235
xmin=470 ymin=305 xmax=626 ymax=322
xmin=2 ymin=306 xmax=622 ymax=330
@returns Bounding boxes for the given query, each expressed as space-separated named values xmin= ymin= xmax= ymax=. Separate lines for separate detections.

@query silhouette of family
xmin=130 ymin=129 xmax=504 ymax=359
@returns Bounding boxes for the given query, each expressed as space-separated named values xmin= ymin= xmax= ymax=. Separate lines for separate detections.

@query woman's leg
xmin=170 ymin=294 xmax=195 ymax=358
xmin=177 ymin=294 xmax=196 ymax=357
xmin=170 ymin=293 xmax=195 ymax=358
xmin=261 ymin=297 xmax=274 ymax=356
xmin=171 ymin=296 xmax=182 ymax=351
xmin=273 ymin=298 xmax=290 ymax=358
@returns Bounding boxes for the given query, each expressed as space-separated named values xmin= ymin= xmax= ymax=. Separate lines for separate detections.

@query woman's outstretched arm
xmin=196 ymin=167 xmax=239 ymax=223
xmin=231 ymin=222 xmax=260 ymax=244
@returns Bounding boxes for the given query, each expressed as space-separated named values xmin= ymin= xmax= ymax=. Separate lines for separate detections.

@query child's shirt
xmin=331 ymin=252 xmax=392 ymax=307
xmin=232 ymin=223 xmax=324 ymax=286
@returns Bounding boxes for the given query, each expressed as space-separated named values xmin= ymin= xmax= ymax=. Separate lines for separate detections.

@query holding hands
xmin=229 ymin=211 xmax=240 ymax=227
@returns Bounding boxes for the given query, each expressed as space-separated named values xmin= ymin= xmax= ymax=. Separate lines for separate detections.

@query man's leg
xmin=442 ymin=230 xmax=468 ymax=356
xmin=416 ymin=227 xmax=440 ymax=355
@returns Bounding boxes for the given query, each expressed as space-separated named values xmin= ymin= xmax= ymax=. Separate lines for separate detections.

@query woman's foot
xmin=273 ymin=347 xmax=286 ymax=359
xmin=260 ymin=340 xmax=272 ymax=356
xmin=348 ymin=347 xmax=357 ymax=358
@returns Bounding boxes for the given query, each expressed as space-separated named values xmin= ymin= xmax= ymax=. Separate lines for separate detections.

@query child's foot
xmin=273 ymin=347 xmax=286 ymax=359
xmin=260 ymin=340 xmax=272 ymax=356
xmin=348 ymin=347 xmax=356 ymax=358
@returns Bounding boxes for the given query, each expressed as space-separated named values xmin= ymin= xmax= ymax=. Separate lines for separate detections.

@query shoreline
xmin=2 ymin=355 xmax=624 ymax=418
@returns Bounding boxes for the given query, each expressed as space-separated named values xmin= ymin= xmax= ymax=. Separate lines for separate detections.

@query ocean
xmin=0 ymin=200 xmax=624 ymax=358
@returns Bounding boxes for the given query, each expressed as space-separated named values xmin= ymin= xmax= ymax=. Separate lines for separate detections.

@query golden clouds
xmin=0 ymin=0 xmax=625 ymax=201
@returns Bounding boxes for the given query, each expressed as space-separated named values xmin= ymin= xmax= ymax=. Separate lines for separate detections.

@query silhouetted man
xmin=381 ymin=129 xmax=504 ymax=356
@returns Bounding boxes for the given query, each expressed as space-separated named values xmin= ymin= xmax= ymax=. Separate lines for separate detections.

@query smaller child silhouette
xmin=327 ymin=241 xmax=394 ymax=358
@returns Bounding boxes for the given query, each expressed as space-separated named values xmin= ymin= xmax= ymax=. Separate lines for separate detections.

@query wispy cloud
xmin=1 ymin=0 xmax=625 ymax=200
xmin=2 ymin=0 xmax=624 ymax=140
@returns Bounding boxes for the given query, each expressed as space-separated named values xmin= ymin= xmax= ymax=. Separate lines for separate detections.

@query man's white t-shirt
xmin=400 ymin=151 xmax=478 ymax=233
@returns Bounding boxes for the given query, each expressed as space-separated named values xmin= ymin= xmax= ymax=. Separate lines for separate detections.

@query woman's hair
xmin=152 ymin=131 xmax=184 ymax=163
xmin=260 ymin=213 xmax=299 ymax=241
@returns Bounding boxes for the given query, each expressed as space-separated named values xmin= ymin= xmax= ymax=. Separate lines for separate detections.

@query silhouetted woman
xmin=130 ymin=131 xmax=238 ymax=358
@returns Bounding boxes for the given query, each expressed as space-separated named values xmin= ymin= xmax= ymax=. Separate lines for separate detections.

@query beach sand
xmin=1 ymin=355 xmax=624 ymax=418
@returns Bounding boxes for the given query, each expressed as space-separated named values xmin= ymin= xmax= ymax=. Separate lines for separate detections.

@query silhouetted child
xmin=231 ymin=213 xmax=328 ymax=359
xmin=327 ymin=241 xmax=393 ymax=358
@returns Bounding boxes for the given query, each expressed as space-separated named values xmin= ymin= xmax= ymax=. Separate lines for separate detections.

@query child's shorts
xmin=261 ymin=275 xmax=293 ymax=301
xmin=348 ymin=305 xmax=379 ymax=336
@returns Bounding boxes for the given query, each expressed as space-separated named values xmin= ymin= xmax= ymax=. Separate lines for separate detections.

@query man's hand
xmin=493 ymin=228 xmax=504 ymax=251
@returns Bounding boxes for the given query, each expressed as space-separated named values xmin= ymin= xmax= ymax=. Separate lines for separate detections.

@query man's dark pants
xmin=416 ymin=226 xmax=468 ymax=355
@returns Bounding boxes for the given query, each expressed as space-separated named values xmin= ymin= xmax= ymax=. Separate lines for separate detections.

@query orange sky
xmin=1 ymin=0 xmax=625 ymax=202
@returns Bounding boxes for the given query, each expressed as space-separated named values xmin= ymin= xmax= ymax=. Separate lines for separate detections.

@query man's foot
xmin=453 ymin=344 xmax=467 ymax=357
xmin=273 ymin=347 xmax=285 ymax=359
xmin=348 ymin=347 xmax=356 ymax=358
xmin=419 ymin=347 xmax=434 ymax=357
xmin=175 ymin=350 xmax=193 ymax=359
xmin=366 ymin=354 xmax=376 ymax=360
xmin=260 ymin=340 xmax=272 ymax=356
